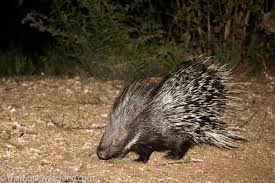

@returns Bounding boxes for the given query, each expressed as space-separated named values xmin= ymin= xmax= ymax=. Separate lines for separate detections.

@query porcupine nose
xmin=97 ymin=147 xmax=109 ymax=160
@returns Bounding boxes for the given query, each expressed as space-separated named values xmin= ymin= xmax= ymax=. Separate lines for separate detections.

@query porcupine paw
xmin=164 ymin=151 xmax=184 ymax=160
xmin=165 ymin=142 xmax=191 ymax=160
xmin=134 ymin=152 xmax=152 ymax=163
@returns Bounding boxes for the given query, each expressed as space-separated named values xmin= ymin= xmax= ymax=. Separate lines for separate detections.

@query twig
xmin=257 ymin=111 xmax=268 ymax=143
xmin=46 ymin=113 xmax=106 ymax=131
xmin=0 ymin=137 xmax=23 ymax=150
xmin=157 ymin=158 xmax=203 ymax=166
xmin=240 ymin=110 xmax=258 ymax=127
xmin=47 ymin=114 xmax=65 ymax=128
xmin=62 ymin=125 xmax=106 ymax=131
xmin=73 ymin=108 xmax=81 ymax=124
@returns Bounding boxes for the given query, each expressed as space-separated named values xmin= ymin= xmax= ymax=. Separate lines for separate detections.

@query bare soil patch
xmin=0 ymin=77 xmax=274 ymax=183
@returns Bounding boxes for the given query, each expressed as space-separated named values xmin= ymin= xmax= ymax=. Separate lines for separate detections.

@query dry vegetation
xmin=0 ymin=76 xmax=274 ymax=183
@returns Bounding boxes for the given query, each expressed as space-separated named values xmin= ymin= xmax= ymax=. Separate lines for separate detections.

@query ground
xmin=0 ymin=76 xmax=274 ymax=183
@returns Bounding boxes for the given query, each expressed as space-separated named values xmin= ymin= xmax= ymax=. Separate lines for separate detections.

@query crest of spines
xmin=148 ymin=56 xmax=243 ymax=148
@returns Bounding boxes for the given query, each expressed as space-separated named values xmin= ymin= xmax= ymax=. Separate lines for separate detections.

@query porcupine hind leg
xmin=165 ymin=141 xmax=192 ymax=160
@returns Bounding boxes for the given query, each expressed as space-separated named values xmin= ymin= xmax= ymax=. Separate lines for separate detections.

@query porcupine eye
xmin=113 ymin=138 xmax=120 ymax=146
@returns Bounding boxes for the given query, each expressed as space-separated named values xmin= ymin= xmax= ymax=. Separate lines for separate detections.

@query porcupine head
xmin=97 ymin=80 xmax=153 ymax=160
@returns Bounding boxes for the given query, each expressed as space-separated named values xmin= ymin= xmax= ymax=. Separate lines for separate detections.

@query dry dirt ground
xmin=0 ymin=76 xmax=274 ymax=183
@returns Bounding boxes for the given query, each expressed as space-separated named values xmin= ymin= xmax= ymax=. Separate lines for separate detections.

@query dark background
xmin=0 ymin=0 xmax=274 ymax=78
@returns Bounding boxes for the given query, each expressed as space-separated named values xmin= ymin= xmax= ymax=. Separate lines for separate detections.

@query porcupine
xmin=97 ymin=56 xmax=243 ymax=163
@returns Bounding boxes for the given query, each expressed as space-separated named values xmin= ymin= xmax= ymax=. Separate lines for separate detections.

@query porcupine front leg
xmin=134 ymin=149 xmax=153 ymax=163
xmin=165 ymin=141 xmax=192 ymax=160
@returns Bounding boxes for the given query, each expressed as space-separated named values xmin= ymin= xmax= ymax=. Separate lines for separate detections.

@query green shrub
xmin=0 ymin=0 xmax=273 ymax=77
